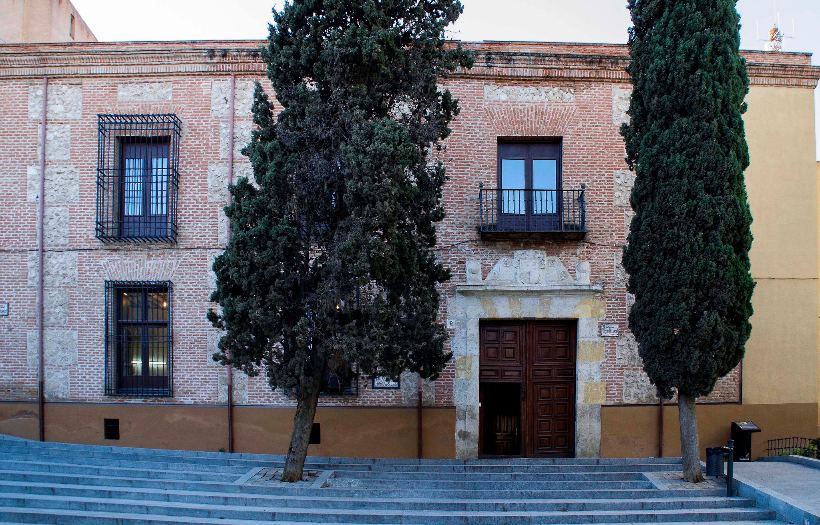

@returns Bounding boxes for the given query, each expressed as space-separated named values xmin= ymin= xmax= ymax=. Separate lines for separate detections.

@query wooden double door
xmin=479 ymin=321 xmax=576 ymax=457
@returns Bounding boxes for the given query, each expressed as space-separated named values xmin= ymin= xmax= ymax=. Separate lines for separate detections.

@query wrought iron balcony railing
xmin=479 ymin=185 xmax=587 ymax=240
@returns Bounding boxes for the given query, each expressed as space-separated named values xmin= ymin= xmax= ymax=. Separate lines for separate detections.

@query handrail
xmin=478 ymin=187 xmax=587 ymax=235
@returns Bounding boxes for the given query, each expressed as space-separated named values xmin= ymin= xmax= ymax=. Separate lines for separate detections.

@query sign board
xmin=732 ymin=421 xmax=761 ymax=432
xmin=0 ymin=303 xmax=7 ymax=317
xmin=599 ymin=323 xmax=620 ymax=337
xmin=372 ymin=377 xmax=400 ymax=389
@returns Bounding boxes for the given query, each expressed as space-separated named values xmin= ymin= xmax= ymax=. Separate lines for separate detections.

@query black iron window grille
xmin=104 ymin=281 xmax=173 ymax=397
xmin=96 ymin=114 xmax=181 ymax=243
xmin=320 ymin=361 xmax=359 ymax=396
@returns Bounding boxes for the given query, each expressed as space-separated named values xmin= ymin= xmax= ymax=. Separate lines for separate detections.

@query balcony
xmin=478 ymin=185 xmax=587 ymax=240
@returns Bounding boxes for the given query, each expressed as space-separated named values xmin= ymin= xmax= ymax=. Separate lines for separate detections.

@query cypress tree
xmin=622 ymin=0 xmax=754 ymax=482
xmin=208 ymin=0 xmax=472 ymax=481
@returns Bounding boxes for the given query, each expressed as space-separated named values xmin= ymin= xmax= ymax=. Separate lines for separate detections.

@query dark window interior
xmin=119 ymin=138 xmax=171 ymax=239
xmin=320 ymin=360 xmax=358 ymax=396
xmin=105 ymin=281 xmax=172 ymax=397
xmin=480 ymin=382 xmax=521 ymax=456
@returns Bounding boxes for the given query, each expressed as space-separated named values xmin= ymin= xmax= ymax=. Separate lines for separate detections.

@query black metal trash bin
xmin=706 ymin=447 xmax=725 ymax=476
xmin=731 ymin=421 xmax=761 ymax=461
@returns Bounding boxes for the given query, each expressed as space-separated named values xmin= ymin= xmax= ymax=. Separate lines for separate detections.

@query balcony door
xmin=498 ymin=142 xmax=561 ymax=232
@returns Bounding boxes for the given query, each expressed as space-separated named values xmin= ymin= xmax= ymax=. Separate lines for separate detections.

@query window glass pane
xmin=122 ymin=326 xmax=142 ymax=377
xmin=146 ymin=327 xmax=168 ymax=378
xmin=123 ymin=158 xmax=143 ymax=216
xmin=501 ymin=159 xmax=525 ymax=215
xmin=533 ymin=159 xmax=557 ymax=215
xmin=114 ymin=284 xmax=170 ymax=389
xmin=150 ymin=156 xmax=168 ymax=216
xmin=118 ymin=290 xmax=142 ymax=321
xmin=146 ymin=291 xmax=169 ymax=322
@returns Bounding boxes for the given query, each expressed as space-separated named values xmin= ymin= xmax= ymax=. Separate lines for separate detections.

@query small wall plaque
xmin=0 ymin=303 xmax=8 ymax=317
xmin=372 ymin=377 xmax=400 ymax=389
xmin=599 ymin=323 xmax=620 ymax=337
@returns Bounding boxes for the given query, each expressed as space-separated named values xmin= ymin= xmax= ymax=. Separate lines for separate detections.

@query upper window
xmin=104 ymin=281 xmax=173 ymax=397
xmin=479 ymin=141 xmax=586 ymax=239
xmin=96 ymin=115 xmax=181 ymax=243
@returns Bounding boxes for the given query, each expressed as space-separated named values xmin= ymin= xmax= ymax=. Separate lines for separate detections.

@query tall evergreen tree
xmin=208 ymin=0 xmax=472 ymax=481
xmin=622 ymin=0 xmax=754 ymax=482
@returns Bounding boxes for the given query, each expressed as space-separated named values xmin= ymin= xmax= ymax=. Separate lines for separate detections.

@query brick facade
xmin=0 ymin=40 xmax=818 ymax=454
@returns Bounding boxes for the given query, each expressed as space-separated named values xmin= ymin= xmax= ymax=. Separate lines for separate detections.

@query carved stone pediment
xmin=486 ymin=250 xmax=570 ymax=285
xmin=463 ymin=250 xmax=594 ymax=290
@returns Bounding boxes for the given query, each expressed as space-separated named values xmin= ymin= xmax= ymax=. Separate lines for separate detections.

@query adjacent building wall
xmin=0 ymin=0 xmax=96 ymax=43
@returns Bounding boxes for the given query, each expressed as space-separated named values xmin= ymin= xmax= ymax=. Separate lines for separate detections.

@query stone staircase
xmin=0 ymin=434 xmax=787 ymax=524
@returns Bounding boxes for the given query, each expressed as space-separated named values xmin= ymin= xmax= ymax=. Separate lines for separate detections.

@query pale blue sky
xmin=71 ymin=0 xmax=820 ymax=158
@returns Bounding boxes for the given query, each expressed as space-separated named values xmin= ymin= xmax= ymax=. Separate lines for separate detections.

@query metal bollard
xmin=720 ymin=439 xmax=735 ymax=497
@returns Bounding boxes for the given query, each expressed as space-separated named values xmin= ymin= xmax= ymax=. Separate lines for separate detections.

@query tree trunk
xmin=678 ymin=393 xmax=704 ymax=483
xmin=281 ymin=368 xmax=322 ymax=482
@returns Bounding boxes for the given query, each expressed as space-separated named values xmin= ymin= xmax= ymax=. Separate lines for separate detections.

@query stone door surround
xmin=447 ymin=250 xmax=606 ymax=458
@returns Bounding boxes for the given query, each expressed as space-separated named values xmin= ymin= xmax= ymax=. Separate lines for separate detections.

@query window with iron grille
xmin=96 ymin=115 xmax=181 ymax=242
xmin=320 ymin=361 xmax=358 ymax=396
xmin=104 ymin=281 xmax=173 ymax=397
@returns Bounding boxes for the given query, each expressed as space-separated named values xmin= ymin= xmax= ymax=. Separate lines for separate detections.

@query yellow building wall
xmin=743 ymin=86 xmax=819 ymax=418
xmin=603 ymin=85 xmax=820 ymax=457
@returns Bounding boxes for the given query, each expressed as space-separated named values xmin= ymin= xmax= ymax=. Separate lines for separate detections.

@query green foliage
xmin=621 ymin=0 xmax=755 ymax=399
xmin=208 ymin=0 xmax=473 ymax=393
xmin=791 ymin=444 xmax=818 ymax=459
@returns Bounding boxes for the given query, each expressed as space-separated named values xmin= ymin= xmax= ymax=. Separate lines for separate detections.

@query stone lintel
xmin=455 ymin=284 xmax=603 ymax=295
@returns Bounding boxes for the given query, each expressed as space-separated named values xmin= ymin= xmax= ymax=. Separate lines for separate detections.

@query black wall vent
xmin=104 ymin=418 xmax=120 ymax=440
xmin=309 ymin=423 xmax=321 ymax=445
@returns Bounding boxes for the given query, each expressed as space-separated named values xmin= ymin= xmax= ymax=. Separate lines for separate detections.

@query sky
xmin=71 ymin=0 xmax=820 ymax=158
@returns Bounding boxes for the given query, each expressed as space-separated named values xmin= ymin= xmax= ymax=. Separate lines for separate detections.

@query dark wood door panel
xmin=530 ymin=380 xmax=575 ymax=457
xmin=480 ymin=323 xmax=524 ymax=382
xmin=527 ymin=321 xmax=576 ymax=458
xmin=531 ymin=324 xmax=574 ymax=363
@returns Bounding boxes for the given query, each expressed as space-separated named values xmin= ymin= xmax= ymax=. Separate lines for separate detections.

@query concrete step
xmin=323 ymin=477 xmax=657 ymax=490
xmin=0 ymin=483 xmax=753 ymax=512
xmin=0 ymin=521 xmax=789 ymax=525
xmin=0 ymin=468 xmax=654 ymax=493
xmin=0 ymin=436 xmax=683 ymax=466
xmin=0 ymin=459 xmax=238 ymax=482
xmin=0 ymin=436 xmax=779 ymax=525
xmin=0 ymin=470 xmax=724 ymax=499
xmin=0 ymin=448 xmax=682 ymax=473
xmin=332 ymin=469 xmax=649 ymax=481
xmin=0 ymin=453 xmax=249 ymax=474
xmin=0 ymin=494 xmax=778 ymax=524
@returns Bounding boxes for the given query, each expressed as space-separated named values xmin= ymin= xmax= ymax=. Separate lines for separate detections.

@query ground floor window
xmin=321 ymin=359 xmax=358 ymax=396
xmin=104 ymin=281 xmax=173 ymax=397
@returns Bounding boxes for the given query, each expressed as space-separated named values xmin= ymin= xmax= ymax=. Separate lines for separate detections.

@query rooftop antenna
xmin=756 ymin=1 xmax=795 ymax=52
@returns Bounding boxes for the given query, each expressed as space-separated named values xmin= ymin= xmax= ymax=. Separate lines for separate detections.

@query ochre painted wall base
xmin=3 ymin=401 xmax=815 ymax=460
xmin=0 ymin=402 xmax=455 ymax=458
xmin=601 ymin=403 xmax=818 ymax=460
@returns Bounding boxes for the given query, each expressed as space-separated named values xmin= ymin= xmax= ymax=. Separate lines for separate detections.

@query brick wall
xmin=1 ymin=40 xmax=817 ymax=410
